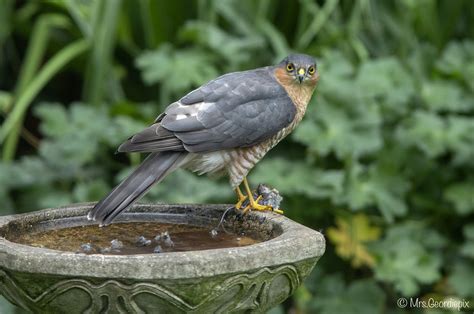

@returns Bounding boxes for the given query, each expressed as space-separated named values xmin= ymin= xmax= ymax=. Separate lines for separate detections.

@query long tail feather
xmin=87 ymin=152 xmax=188 ymax=226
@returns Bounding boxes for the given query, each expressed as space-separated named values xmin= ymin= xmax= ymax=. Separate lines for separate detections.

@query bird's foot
xmin=242 ymin=196 xmax=284 ymax=214
xmin=234 ymin=187 xmax=248 ymax=210
xmin=234 ymin=195 xmax=248 ymax=210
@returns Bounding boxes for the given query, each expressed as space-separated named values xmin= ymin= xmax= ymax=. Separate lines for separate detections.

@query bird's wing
xmin=117 ymin=123 xmax=185 ymax=152
xmin=118 ymin=67 xmax=296 ymax=153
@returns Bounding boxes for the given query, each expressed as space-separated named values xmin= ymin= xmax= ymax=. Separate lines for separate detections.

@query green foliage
xmin=306 ymin=273 xmax=386 ymax=314
xmin=136 ymin=45 xmax=219 ymax=104
xmin=444 ymin=183 xmax=474 ymax=215
xmin=436 ymin=41 xmax=474 ymax=91
xmin=460 ymin=224 xmax=474 ymax=259
xmin=1 ymin=1 xmax=474 ymax=313
xmin=448 ymin=260 xmax=474 ymax=298
xmin=252 ymin=158 xmax=344 ymax=200
xmin=371 ymin=222 xmax=446 ymax=296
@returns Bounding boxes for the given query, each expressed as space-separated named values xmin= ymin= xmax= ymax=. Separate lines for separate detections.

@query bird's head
xmin=277 ymin=54 xmax=319 ymax=85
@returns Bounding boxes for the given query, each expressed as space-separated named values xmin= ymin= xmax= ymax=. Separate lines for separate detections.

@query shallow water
xmin=9 ymin=222 xmax=260 ymax=255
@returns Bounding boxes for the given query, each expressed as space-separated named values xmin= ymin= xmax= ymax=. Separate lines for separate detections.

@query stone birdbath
xmin=0 ymin=203 xmax=325 ymax=313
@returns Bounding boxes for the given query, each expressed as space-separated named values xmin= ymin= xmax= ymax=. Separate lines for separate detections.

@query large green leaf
xmin=343 ymin=161 xmax=410 ymax=222
xmin=448 ymin=260 xmax=474 ymax=297
xmin=372 ymin=222 xmax=446 ymax=296
xmin=444 ymin=183 xmax=474 ymax=215
xmin=251 ymin=158 xmax=344 ymax=201
xmin=421 ymin=80 xmax=472 ymax=112
xmin=396 ymin=111 xmax=447 ymax=158
xmin=436 ymin=40 xmax=474 ymax=91
xmin=309 ymin=275 xmax=386 ymax=314
xmin=136 ymin=45 xmax=218 ymax=104
xmin=179 ymin=21 xmax=263 ymax=68
xmin=35 ymin=102 xmax=145 ymax=171
xmin=294 ymin=98 xmax=383 ymax=159
xmin=355 ymin=57 xmax=415 ymax=115
xmin=460 ymin=224 xmax=474 ymax=259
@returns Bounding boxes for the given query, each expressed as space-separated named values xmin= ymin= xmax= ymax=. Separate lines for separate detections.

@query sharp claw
xmin=237 ymin=179 xmax=284 ymax=215
xmin=240 ymin=201 xmax=284 ymax=215
xmin=248 ymin=201 xmax=273 ymax=212
xmin=273 ymin=208 xmax=284 ymax=214
xmin=235 ymin=195 xmax=248 ymax=210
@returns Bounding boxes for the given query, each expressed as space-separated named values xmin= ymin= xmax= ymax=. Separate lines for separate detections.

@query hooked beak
xmin=297 ymin=68 xmax=305 ymax=83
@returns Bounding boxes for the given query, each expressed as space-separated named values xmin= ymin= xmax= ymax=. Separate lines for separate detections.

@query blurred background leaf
xmin=327 ymin=213 xmax=381 ymax=268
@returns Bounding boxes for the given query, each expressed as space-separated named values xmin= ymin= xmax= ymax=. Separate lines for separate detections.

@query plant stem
xmin=0 ymin=40 xmax=90 ymax=153
xmin=2 ymin=14 xmax=70 ymax=162
xmin=83 ymin=0 xmax=122 ymax=106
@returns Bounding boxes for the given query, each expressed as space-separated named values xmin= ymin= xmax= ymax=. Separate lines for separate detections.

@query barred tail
xmin=87 ymin=152 xmax=188 ymax=226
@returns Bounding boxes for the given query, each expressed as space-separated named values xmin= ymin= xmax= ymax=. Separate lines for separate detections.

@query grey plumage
xmin=117 ymin=124 xmax=183 ymax=152
xmin=89 ymin=54 xmax=318 ymax=225
xmin=279 ymin=54 xmax=316 ymax=69
xmin=119 ymin=67 xmax=296 ymax=154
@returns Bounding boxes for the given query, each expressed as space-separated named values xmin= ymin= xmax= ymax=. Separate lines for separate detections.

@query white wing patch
xmin=168 ymin=102 xmax=214 ymax=121
xmin=198 ymin=102 xmax=213 ymax=111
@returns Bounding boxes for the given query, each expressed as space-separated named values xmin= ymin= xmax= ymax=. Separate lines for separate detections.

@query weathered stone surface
xmin=0 ymin=203 xmax=325 ymax=313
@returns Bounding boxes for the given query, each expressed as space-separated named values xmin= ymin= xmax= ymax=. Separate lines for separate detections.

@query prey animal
xmin=88 ymin=54 xmax=319 ymax=226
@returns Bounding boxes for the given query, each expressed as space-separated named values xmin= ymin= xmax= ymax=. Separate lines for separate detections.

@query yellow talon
xmin=241 ymin=206 xmax=250 ymax=214
xmin=240 ymin=178 xmax=284 ymax=214
xmin=234 ymin=186 xmax=248 ymax=209
xmin=273 ymin=208 xmax=284 ymax=214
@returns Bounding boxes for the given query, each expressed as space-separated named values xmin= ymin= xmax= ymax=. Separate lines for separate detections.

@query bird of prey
xmin=88 ymin=54 xmax=319 ymax=226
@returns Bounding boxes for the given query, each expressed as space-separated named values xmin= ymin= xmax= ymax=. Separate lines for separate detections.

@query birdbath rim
xmin=0 ymin=203 xmax=325 ymax=280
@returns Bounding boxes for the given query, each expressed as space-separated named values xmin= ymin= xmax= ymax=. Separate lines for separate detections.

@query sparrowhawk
xmin=88 ymin=54 xmax=319 ymax=226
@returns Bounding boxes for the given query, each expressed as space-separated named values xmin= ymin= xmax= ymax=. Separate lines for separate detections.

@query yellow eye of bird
xmin=286 ymin=63 xmax=294 ymax=72
xmin=308 ymin=66 xmax=315 ymax=75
